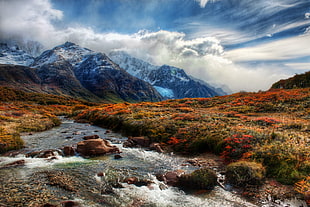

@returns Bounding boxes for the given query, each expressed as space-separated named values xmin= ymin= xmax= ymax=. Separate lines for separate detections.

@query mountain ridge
xmin=0 ymin=41 xmax=228 ymax=102
xmin=109 ymin=51 xmax=226 ymax=99
xmin=0 ymin=42 xmax=163 ymax=103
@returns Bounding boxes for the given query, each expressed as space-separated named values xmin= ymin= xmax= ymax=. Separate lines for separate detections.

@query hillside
xmin=0 ymin=86 xmax=91 ymax=153
xmin=0 ymin=64 xmax=103 ymax=102
xmin=271 ymin=71 xmax=310 ymax=89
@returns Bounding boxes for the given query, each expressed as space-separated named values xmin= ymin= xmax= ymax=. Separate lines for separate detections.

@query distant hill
xmin=271 ymin=71 xmax=310 ymax=89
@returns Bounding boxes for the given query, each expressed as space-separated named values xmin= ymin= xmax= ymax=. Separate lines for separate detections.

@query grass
xmin=74 ymin=88 xmax=310 ymax=188
xmin=1 ymin=87 xmax=309 ymax=200
xmin=0 ymin=87 xmax=89 ymax=153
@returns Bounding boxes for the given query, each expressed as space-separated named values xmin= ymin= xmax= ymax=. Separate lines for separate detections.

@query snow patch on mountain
xmin=109 ymin=51 xmax=225 ymax=99
xmin=0 ymin=43 xmax=34 ymax=66
xmin=154 ymin=86 xmax=174 ymax=99
xmin=31 ymin=42 xmax=93 ymax=68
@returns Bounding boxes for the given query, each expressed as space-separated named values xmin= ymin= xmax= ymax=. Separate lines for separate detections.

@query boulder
xmin=26 ymin=149 xmax=61 ymax=158
xmin=76 ymin=139 xmax=120 ymax=156
xmin=124 ymin=177 xmax=138 ymax=184
xmin=123 ymin=177 xmax=153 ymax=187
xmin=114 ymin=154 xmax=123 ymax=159
xmin=3 ymin=159 xmax=25 ymax=168
xmin=97 ymin=172 xmax=105 ymax=177
xmin=63 ymin=146 xmax=75 ymax=156
xmin=149 ymin=143 xmax=164 ymax=153
xmin=123 ymin=136 xmax=150 ymax=148
xmin=61 ymin=200 xmax=80 ymax=207
xmin=83 ymin=134 xmax=99 ymax=140
xmin=156 ymin=170 xmax=185 ymax=186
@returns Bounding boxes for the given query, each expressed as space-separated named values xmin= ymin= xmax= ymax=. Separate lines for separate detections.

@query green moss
xmin=226 ymin=161 xmax=265 ymax=187
xmin=178 ymin=168 xmax=217 ymax=190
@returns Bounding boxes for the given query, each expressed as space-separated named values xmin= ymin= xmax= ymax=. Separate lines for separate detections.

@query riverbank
xmin=73 ymin=89 xmax=310 ymax=205
xmin=0 ymin=118 xmax=263 ymax=207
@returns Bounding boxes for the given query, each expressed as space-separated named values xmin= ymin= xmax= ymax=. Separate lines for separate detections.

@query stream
xmin=0 ymin=118 xmax=307 ymax=207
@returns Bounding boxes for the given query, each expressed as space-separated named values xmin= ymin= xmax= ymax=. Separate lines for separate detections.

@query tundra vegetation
xmin=1 ymin=86 xmax=309 ymax=203
xmin=73 ymin=88 xmax=310 ymax=201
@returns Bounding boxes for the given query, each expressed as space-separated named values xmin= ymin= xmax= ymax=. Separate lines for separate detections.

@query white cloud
xmin=195 ymin=0 xmax=219 ymax=8
xmin=284 ymin=63 xmax=310 ymax=70
xmin=0 ymin=0 xmax=62 ymax=45
xmin=224 ymin=34 xmax=310 ymax=62
xmin=0 ymin=0 xmax=306 ymax=93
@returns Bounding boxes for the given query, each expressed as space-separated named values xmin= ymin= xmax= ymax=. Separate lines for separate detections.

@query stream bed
xmin=0 ymin=118 xmax=307 ymax=207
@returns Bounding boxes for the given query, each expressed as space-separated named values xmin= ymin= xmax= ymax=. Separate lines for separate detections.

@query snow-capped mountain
xmin=0 ymin=43 xmax=34 ymax=66
xmin=31 ymin=42 xmax=92 ymax=68
xmin=31 ymin=42 xmax=162 ymax=102
xmin=109 ymin=51 xmax=226 ymax=99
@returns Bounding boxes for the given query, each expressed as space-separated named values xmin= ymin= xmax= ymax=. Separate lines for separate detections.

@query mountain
xmin=0 ymin=43 xmax=34 ymax=66
xmin=109 ymin=51 xmax=226 ymax=99
xmin=31 ymin=42 xmax=162 ymax=102
xmin=0 ymin=63 xmax=102 ymax=102
xmin=271 ymin=71 xmax=310 ymax=89
xmin=0 ymin=64 xmax=41 ymax=92
xmin=31 ymin=42 xmax=92 ymax=68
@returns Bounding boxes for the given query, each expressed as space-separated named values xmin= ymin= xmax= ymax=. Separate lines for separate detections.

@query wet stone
xmin=114 ymin=154 xmax=123 ymax=159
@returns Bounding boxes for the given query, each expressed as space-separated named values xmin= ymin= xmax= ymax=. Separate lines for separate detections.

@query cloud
xmin=285 ymin=62 xmax=310 ymax=70
xmin=66 ymin=29 xmax=288 ymax=92
xmin=0 ymin=0 xmax=62 ymax=45
xmin=0 ymin=0 xmax=307 ymax=93
xmin=224 ymin=34 xmax=310 ymax=62
xmin=195 ymin=0 xmax=219 ymax=8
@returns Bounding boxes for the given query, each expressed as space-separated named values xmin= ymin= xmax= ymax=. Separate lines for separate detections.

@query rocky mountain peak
xmin=31 ymin=42 xmax=93 ymax=68
xmin=109 ymin=51 xmax=226 ymax=99
xmin=30 ymin=42 xmax=162 ymax=102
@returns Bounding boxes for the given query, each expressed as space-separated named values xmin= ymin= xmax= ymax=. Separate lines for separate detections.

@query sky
xmin=0 ymin=0 xmax=310 ymax=92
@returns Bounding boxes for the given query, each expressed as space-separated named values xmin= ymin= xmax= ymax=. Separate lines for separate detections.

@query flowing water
xmin=0 ymin=118 xmax=306 ymax=207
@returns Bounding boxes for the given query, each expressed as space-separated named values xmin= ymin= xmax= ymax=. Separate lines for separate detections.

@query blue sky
xmin=1 ymin=0 xmax=310 ymax=92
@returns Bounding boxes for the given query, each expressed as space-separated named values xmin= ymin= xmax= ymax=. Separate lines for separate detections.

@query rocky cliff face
xmin=31 ymin=42 xmax=162 ymax=102
xmin=109 ymin=51 xmax=225 ymax=99
xmin=74 ymin=52 xmax=162 ymax=102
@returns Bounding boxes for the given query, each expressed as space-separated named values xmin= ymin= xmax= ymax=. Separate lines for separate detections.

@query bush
xmin=188 ymin=136 xmax=224 ymax=154
xmin=226 ymin=161 xmax=265 ymax=187
xmin=221 ymin=134 xmax=254 ymax=162
xmin=0 ymin=133 xmax=24 ymax=154
xmin=254 ymin=149 xmax=307 ymax=185
xmin=178 ymin=168 xmax=217 ymax=190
